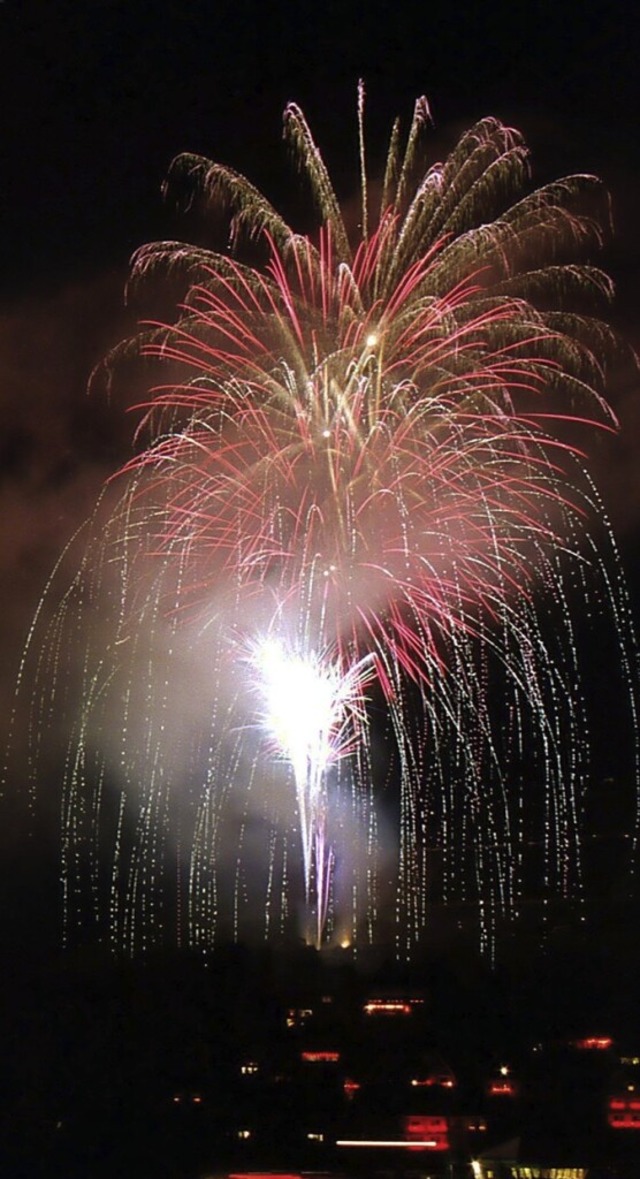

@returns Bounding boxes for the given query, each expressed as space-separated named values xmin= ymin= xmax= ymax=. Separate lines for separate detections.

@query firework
xmin=11 ymin=87 xmax=638 ymax=956
xmin=251 ymin=638 xmax=374 ymax=947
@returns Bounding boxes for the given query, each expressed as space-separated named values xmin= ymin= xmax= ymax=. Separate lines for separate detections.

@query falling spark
xmin=7 ymin=86 xmax=639 ymax=958
xmin=251 ymin=637 xmax=373 ymax=946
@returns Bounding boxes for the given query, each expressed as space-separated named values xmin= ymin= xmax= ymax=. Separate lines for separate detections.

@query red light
xmin=573 ymin=1036 xmax=612 ymax=1050
xmin=405 ymin=1115 xmax=448 ymax=1131
xmin=608 ymin=1095 xmax=640 ymax=1129
xmin=608 ymin=1114 xmax=640 ymax=1129
xmin=301 ymin=1050 xmax=340 ymax=1063
xmin=343 ymin=1078 xmax=361 ymax=1096
xmin=403 ymin=1115 xmax=450 ymax=1151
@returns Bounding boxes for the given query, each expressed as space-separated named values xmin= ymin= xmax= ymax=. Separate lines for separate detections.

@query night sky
xmin=1 ymin=0 xmax=640 ymax=960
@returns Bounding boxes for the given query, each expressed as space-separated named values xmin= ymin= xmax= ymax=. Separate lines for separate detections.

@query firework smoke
xmin=8 ymin=88 xmax=638 ymax=957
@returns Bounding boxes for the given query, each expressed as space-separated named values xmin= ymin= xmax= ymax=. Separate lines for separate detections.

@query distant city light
xmin=286 ymin=1007 xmax=313 ymax=1028
xmin=363 ymin=998 xmax=412 ymax=1016
xmin=608 ymin=1096 xmax=640 ymax=1128
xmin=572 ymin=1036 xmax=612 ymax=1050
xmin=337 ymin=1138 xmax=445 ymax=1150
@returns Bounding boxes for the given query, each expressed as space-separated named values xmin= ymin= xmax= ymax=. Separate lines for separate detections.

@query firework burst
xmin=11 ymin=87 xmax=638 ymax=956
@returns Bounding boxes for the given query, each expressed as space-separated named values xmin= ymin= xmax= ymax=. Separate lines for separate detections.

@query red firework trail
xmin=18 ymin=90 xmax=637 ymax=958
xmin=116 ymin=214 xmax=615 ymax=688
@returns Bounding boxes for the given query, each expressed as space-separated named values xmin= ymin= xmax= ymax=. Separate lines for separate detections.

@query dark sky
xmin=1 ymin=0 xmax=639 ymax=956
xmin=2 ymin=1 xmax=639 ymax=294
xmin=1 ymin=18 xmax=637 ymax=448
xmin=2 ymin=0 xmax=639 ymax=647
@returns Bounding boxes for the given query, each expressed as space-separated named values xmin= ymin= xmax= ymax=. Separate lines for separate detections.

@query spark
xmin=251 ymin=638 xmax=373 ymax=946
xmin=8 ymin=87 xmax=639 ymax=958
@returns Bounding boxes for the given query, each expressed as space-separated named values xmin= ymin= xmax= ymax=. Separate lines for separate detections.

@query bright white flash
xmin=255 ymin=640 xmax=344 ymax=780
xmin=252 ymin=639 xmax=372 ymax=785
xmin=251 ymin=636 xmax=374 ymax=942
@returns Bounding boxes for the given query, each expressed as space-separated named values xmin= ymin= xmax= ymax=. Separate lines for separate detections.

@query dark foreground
xmin=3 ymin=936 xmax=640 ymax=1178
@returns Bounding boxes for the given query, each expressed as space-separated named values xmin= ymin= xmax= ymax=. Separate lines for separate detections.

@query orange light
xmin=363 ymin=999 xmax=412 ymax=1016
xmin=488 ymin=1080 xmax=517 ymax=1097
xmin=286 ymin=1007 xmax=313 ymax=1028
xmin=573 ymin=1036 xmax=612 ymax=1050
